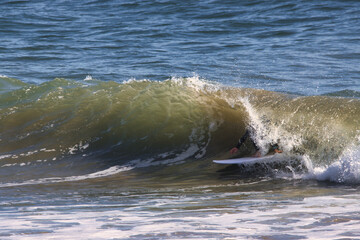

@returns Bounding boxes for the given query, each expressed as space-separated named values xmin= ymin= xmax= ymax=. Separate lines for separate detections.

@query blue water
xmin=1 ymin=0 xmax=360 ymax=96
xmin=1 ymin=1 xmax=360 ymax=239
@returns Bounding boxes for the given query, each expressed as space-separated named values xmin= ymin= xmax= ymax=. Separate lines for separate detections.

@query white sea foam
xmin=123 ymin=77 xmax=150 ymax=84
xmin=1 ymin=189 xmax=359 ymax=239
xmin=0 ymin=165 xmax=133 ymax=188
xmin=122 ymin=75 xmax=223 ymax=94
xmin=67 ymin=141 xmax=90 ymax=155
xmin=0 ymin=154 xmax=12 ymax=160
xmin=307 ymin=144 xmax=360 ymax=184
xmin=126 ymin=144 xmax=200 ymax=169
xmin=170 ymin=75 xmax=222 ymax=93
xmin=83 ymin=75 xmax=93 ymax=81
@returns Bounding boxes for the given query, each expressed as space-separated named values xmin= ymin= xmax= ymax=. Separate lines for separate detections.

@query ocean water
xmin=0 ymin=0 xmax=360 ymax=239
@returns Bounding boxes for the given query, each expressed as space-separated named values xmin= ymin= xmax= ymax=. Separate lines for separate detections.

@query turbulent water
xmin=1 ymin=0 xmax=360 ymax=239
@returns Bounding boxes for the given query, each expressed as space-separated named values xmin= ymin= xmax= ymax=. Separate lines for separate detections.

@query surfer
xmin=230 ymin=129 xmax=261 ymax=156
xmin=230 ymin=129 xmax=282 ymax=157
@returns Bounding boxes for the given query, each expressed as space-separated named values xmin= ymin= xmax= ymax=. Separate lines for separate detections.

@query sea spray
xmin=309 ymin=136 xmax=360 ymax=183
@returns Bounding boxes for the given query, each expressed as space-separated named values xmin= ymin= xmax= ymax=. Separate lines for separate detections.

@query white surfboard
xmin=213 ymin=155 xmax=278 ymax=165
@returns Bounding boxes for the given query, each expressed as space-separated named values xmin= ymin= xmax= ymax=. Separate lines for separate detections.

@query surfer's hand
xmin=275 ymin=149 xmax=283 ymax=153
xmin=230 ymin=147 xmax=238 ymax=154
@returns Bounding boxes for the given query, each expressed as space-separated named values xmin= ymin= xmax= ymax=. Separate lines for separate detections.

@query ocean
xmin=0 ymin=0 xmax=360 ymax=239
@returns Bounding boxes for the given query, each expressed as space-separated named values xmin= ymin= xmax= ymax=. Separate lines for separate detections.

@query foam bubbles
xmin=0 ymin=165 xmax=133 ymax=188
xmin=169 ymin=75 xmax=222 ymax=93
xmin=83 ymin=75 xmax=93 ymax=81
xmin=310 ymin=145 xmax=360 ymax=184
xmin=1 ymin=186 xmax=360 ymax=239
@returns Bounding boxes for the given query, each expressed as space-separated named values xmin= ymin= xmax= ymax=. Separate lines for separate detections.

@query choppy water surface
xmin=1 ymin=0 xmax=360 ymax=239
xmin=1 ymin=0 xmax=360 ymax=96
xmin=1 ymin=179 xmax=360 ymax=240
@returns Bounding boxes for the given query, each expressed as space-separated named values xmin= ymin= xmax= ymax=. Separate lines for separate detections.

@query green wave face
xmin=0 ymin=77 xmax=359 ymax=171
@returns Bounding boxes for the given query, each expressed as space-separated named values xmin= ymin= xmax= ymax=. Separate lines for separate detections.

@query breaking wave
xmin=0 ymin=75 xmax=359 ymax=185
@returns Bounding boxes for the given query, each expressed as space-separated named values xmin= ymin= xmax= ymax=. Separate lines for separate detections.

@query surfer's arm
xmin=230 ymin=130 xmax=250 ymax=154
xmin=236 ymin=130 xmax=250 ymax=148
